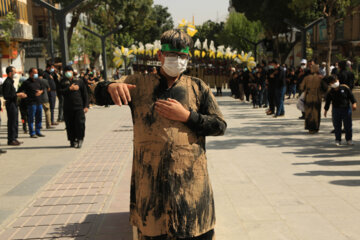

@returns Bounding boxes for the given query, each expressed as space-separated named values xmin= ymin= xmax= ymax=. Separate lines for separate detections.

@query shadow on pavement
xmin=50 ymin=212 xmax=132 ymax=239
xmin=330 ymin=180 xmax=360 ymax=187
xmin=211 ymin=96 xmax=360 ymax=187
xmin=3 ymin=146 xmax=70 ymax=150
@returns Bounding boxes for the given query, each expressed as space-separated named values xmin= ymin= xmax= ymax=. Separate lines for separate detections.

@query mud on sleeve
xmin=186 ymin=87 xmax=227 ymax=136
xmin=94 ymin=75 xmax=138 ymax=106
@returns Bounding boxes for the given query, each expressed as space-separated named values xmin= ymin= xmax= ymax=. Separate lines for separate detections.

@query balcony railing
xmin=0 ymin=0 xmax=29 ymax=23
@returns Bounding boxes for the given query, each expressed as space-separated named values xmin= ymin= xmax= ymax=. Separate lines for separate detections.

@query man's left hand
xmin=84 ymin=108 xmax=89 ymax=113
xmin=155 ymin=98 xmax=190 ymax=123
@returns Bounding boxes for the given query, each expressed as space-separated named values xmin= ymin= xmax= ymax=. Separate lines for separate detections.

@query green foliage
xmin=139 ymin=4 xmax=174 ymax=43
xmin=69 ymin=22 xmax=102 ymax=64
xmin=196 ymin=20 xmax=224 ymax=46
xmin=218 ymin=12 xmax=263 ymax=52
xmin=0 ymin=11 xmax=17 ymax=46
xmin=306 ymin=32 xmax=313 ymax=61
xmin=231 ymin=0 xmax=302 ymax=36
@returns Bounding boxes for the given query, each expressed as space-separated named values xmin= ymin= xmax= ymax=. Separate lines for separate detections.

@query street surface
xmin=0 ymin=92 xmax=360 ymax=240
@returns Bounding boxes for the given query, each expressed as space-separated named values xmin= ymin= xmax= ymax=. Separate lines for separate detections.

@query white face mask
xmin=331 ymin=81 xmax=340 ymax=88
xmin=301 ymin=65 xmax=306 ymax=70
xmin=162 ymin=56 xmax=188 ymax=77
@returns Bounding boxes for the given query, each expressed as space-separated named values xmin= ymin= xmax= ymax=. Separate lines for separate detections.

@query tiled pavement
xmin=0 ymin=107 xmax=134 ymax=239
xmin=1 ymin=92 xmax=360 ymax=240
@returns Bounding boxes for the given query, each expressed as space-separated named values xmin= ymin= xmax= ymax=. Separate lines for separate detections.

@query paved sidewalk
xmin=0 ymin=93 xmax=360 ymax=240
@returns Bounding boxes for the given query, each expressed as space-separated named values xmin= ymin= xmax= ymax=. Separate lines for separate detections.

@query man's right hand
xmin=69 ymin=84 xmax=79 ymax=91
xmin=107 ymin=83 xmax=136 ymax=106
xmin=17 ymin=92 xmax=27 ymax=99
xmin=35 ymin=90 xmax=43 ymax=96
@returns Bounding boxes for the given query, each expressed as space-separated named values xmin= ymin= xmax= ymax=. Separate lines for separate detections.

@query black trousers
xmin=64 ymin=108 xmax=85 ymax=142
xmin=141 ymin=230 xmax=214 ymax=240
xmin=268 ymin=87 xmax=276 ymax=112
xmin=48 ymin=91 xmax=57 ymax=123
xmin=6 ymin=101 xmax=18 ymax=143
xmin=57 ymin=93 xmax=64 ymax=121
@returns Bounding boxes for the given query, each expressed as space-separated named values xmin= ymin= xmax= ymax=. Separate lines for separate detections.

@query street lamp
xmin=240 ymin=37 xmax=266 ymax=61
xmin=82 ymin=25 xmax=123 ymax=81
xmin=33 ymin=0 xmax=84 ymax=68
xmin=284 ymin=18 xmax=324 ymax=60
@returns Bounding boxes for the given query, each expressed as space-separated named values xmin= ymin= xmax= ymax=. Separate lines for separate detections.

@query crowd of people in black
xmin=229 ymin=58 xmax=358 ymax=145
xmin=0 ymin=64 xmax=109 ymax=154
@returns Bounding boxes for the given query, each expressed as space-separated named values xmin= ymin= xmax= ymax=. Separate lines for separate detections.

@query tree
xmin=0 ymin=11 xmax=17 ymax=46
xmin=289 ymin=0 xmax=356 ymax=74
xmin=0 ymin=11 xmax=17 ymax=64
xmin=218 ymin=12 xmax=263 ymax=52
xmin=196 ymin=20 xmax=224 ymax=46
xmin=231 ymin=0 xmax=316 ymax=61
xmin=139 ymin=4 xmax=174 ymax=43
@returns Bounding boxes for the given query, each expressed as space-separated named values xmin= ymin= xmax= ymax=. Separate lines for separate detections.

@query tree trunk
xmin=67 ymin=12 xmax=80 ymax=47
xmin=326 ymin=16 xmax=333 ymax=75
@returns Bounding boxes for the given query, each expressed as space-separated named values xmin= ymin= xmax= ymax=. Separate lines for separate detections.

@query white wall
xmin=24 ymin=57 xmax=46 ymax=72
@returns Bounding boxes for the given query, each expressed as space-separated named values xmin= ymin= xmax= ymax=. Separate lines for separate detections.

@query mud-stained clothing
xmin=95 ymin=72 xmax=226 ymax=239
xmin=300 ymin=74 xmax=328 ymax=131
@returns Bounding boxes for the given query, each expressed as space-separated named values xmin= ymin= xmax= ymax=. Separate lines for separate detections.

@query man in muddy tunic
xmin=94 ymin=29 xmax=227 ymax=240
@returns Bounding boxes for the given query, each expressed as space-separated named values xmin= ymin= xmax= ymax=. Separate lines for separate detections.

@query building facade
xmin=310 ymin=5 xmax=360 ymax=63
xmin=0 ymin=0 xmax=33 ymax=77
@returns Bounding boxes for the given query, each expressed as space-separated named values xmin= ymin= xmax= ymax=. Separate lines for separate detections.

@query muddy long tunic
xmin=300 ymin=74 xmax=328 ymax=131
xmin=94 ymin=72 xmax=227 ymax=238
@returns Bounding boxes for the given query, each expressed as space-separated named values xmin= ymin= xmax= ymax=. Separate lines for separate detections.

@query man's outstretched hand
xmin=155 ymin=98 xmax=190 ymax=123
xmin=107 ymin=83 xmax=136 ymax=106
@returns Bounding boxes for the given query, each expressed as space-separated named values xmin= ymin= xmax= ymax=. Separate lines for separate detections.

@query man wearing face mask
xmin=2 ymin=66 xmax=27 ymax=146
xmin=94 ymin=29 xmax=226 ymax=240
xmin=43 ymin=63 xmax=58 ymax=126
xmin=324 ymin=76 xmax=357 ymax=146
xmin=59 ymin=66 xmax=89 ymax=148
xmin=18 ymin=68 xmax=45 ymax=138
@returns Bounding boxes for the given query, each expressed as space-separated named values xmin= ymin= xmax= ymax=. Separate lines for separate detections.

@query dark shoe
xmin=51 ymin=122 xmax=59 ymax=126
xmin=46 ymin=126 xmax=55 ymax=129
xmin=8 ymin=141 xmax=20 ymax=146
xmin=299 ymin=116 xmax=305 ymax=119
xmin=0 ymin=149 xmax=7 ymax=154
xmin=36 ymin=133 xmax=45 ymax=137
xmin=330 ymin=129 xmax=335 ymax=133
xmin=76 ymin=140 xmax=83 ymax=149
xmin=70 ymin=141 xmax=75 ymax=147
xmin=15 ymin=140 xmax=23 ymax=145
xmin=30 ymin=135 xmax=38 ymax=138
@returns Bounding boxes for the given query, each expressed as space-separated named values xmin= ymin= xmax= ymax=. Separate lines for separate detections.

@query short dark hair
xmin=29 ymin=68 xmax=37 ymax=74
xmin=6 ymin=66 xmax=15 ymax=74
xmin=327 ymin=75 xmax=338 ymax=83
xmin=339 ymin=60 xmax=347 ymax=70
xmin=38 ymin=69 xmax=44 ymax=77
xmin=161 ymin=29 xmax=193 ymax=50
xmin=46 ymin=63 xmax=53 ymax=69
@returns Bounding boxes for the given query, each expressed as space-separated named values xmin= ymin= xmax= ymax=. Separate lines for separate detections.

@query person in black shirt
xmin=287 ymin=67 xmax=297 ymax=99
xmin=337 ymin=60 xmax=355 ymax=90
xmin=324 ymin=76 xmax=357 ymax=146
xmin=43 ymin=64 xmax=58 ymax=126
xmin=59 ymin=66 xmax=89 ymax=148
xmin=2 ymin=66 xmax=27 ymax=146
xmin=18 ymin=68 xmax=45 ymax=138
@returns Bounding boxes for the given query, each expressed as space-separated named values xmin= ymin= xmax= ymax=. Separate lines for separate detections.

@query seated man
xmin=94 ymin=29 xmax=226 ymax=240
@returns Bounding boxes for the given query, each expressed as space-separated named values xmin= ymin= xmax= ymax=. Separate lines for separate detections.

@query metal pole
xmin=302 ymin=30 xmax=307 ymax=60
xmin=33 ymin=0 xmax=84 ymax=68
xmin=101 ymin=37 xmax=107 ymax=81
xmin=47 ymin=3 xmax=54 ymax=63
xmin=58 ymin=16 xmax=69 ymax=68
xmin=82 ymin=26 xmax=122 ymax=81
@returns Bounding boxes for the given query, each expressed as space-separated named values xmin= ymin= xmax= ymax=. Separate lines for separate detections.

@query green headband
xmin=161 ymin=44 xmax=190 ymax=54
